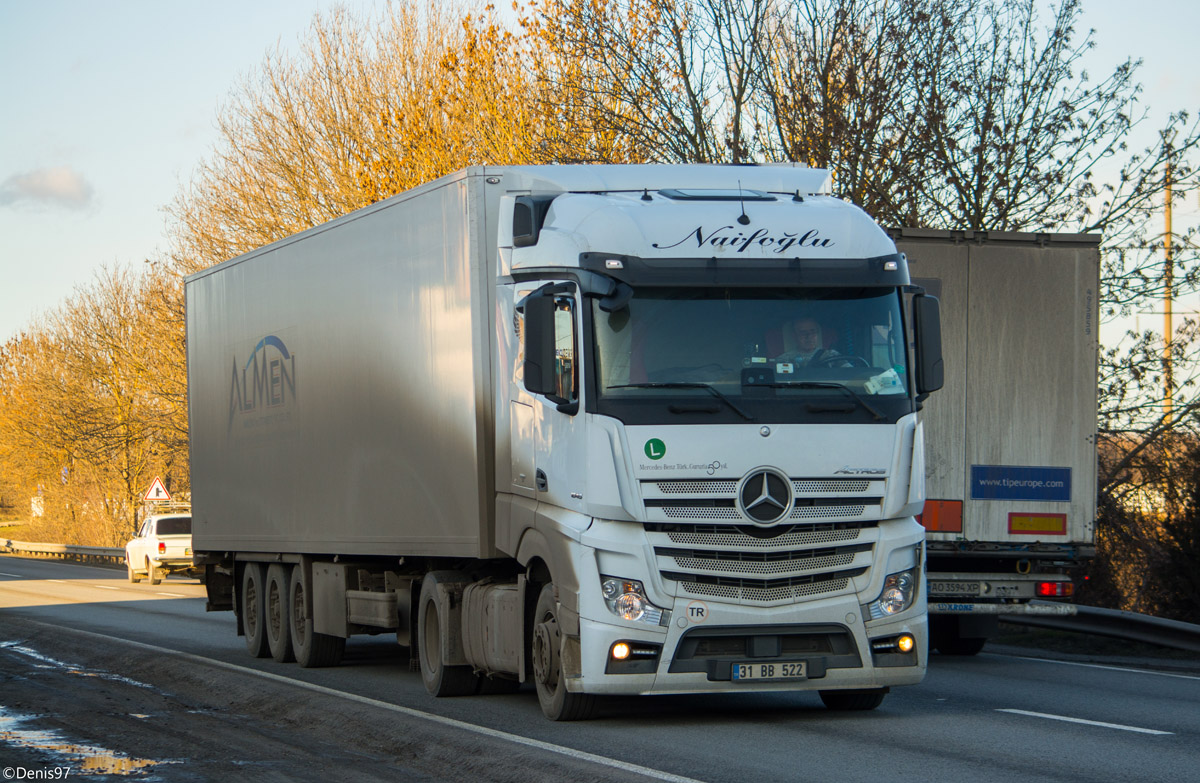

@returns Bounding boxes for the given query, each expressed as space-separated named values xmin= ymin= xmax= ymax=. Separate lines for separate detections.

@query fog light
xmin=612 ymin=642 xmax=631 ymax=660
xmin=897 ymin=633 xmax=915 ymax=654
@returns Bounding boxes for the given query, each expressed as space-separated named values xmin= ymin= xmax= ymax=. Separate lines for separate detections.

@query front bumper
xmin=569 ymin=592 xmax=926 ymax=695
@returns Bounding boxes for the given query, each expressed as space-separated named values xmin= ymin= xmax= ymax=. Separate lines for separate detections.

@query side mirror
xmin=913 ymin=294 xmax=944 ymax=395
xmin=521 ymin=286 xmax=579 ymax=414
xmin=523 ymin=293 xmax=558 ymax=397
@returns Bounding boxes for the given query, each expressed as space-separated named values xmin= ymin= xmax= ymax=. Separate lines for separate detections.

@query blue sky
xmin=0 ymin=0 xmax=1197 ymax=344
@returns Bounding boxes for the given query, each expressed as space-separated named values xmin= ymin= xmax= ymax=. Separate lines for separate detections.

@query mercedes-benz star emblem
xmin=737 ymin=468 xmax=793 ymax=525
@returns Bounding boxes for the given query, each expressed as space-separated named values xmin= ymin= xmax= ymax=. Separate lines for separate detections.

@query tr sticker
xmin=686 ymin=601 xmax=710 ymax=623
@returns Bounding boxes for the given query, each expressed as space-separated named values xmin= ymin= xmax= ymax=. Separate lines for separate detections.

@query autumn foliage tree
xmin=0 ymin=266 xmax=184 ymax=545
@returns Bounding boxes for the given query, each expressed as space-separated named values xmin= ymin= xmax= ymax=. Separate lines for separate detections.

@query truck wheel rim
xmin=245 ymin=580 xmax=258 ymax=628
xmin=268 ymin=582 xmax=282 ymax=638
xmin=423 ymin=600 xmax=441 ymax=675
xmin=533 ymin=617 xmax=560 ymax=690
xmin=291 ymin=582 xmax=306 ymax=646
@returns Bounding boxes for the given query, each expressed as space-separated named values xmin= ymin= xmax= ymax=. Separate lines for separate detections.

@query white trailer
xmin=187 ymin=165 xmax=944 ymax=719
xmin=894 ymin=229 xmax=1099 ymax=654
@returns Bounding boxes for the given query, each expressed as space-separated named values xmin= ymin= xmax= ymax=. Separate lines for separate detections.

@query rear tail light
xmin=1036 ymin=581 xmax=1073 ymax=598
xmin=158 ymin=542 xmax=166 ymax=554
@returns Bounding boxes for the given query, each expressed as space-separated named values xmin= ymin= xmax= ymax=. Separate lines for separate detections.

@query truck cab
xmin=495 ymin=170 xmax=944 ymax=713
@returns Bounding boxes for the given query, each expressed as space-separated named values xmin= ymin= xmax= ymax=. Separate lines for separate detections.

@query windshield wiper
xmin=608 ymin=382 xmax=756 ymax=421
xmin=761 ymin=381 xmax=886 ymax=421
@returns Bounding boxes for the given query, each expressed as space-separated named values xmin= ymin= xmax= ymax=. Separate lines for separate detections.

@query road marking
xmin=1005 ymin=654 xmax=1200 ymax=682
xmin=15 ymin=620 xmax=709 ymax=783
xmin=48 ymin=579 xmax=66 ymax=583
xmin=0 ymin=572 xmax=22 ymax=577
xmin=997 ymin=709 xmax=1173 ymax=735
xmin=92 ymin=585 xmax=119 ymax=590
xmin=156 ymin=592 xmax=187 ymax=598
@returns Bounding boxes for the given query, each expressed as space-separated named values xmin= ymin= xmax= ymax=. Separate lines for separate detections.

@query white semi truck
xmin=187 ymin=165 xmax=944 ymax=720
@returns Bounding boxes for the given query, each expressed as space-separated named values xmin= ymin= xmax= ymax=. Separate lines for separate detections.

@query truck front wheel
xmin=417 ymin=571 xmax=479 ymax=697
xmin=241 ymin=563 xmax=270 ymax=658
xmin=531 ymin=584 xmax=597 ymax=721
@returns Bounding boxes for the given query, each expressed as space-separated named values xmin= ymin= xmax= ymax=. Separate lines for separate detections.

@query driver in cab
xmin=774 ymin=316 xmax=838 ymax=366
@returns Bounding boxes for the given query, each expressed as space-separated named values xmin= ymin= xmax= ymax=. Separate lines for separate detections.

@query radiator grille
xmin=640 ymin=475 xmax=882 ymax=605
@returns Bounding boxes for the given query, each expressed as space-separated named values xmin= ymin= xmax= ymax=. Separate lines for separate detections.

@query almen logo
xmin=653 ymin=225 xmax=835 ymax=254
xmin=230 ymin=335 xmax=296 ymax=422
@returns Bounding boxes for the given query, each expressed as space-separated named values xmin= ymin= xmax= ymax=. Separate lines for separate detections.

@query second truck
xmin=187 ymin=164 xmax=943 ymax=719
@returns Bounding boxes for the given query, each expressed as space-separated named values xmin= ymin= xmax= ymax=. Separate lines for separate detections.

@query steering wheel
xmin=812 ymin=354 xmax=870 ymax=368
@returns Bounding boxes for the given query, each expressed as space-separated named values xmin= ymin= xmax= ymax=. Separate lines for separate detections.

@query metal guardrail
xmin=1000 ymin=600 xmax=1200 ymax=654
xmin=2 ymin=539 xmax=125 ymax=566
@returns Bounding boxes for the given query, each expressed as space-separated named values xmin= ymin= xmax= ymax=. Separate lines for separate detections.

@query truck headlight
xmin=866 ymin=569 xmax=917 ymax=620
xmin=601 ymin=576 xmax=669 ymax=626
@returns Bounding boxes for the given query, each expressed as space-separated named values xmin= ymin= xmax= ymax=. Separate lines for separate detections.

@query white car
xmin=125 ymin=513 xmax=199 ymax=584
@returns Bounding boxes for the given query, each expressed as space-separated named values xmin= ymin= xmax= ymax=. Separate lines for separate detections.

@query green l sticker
xmin=644 ymin=438 xmax=666 ymax=460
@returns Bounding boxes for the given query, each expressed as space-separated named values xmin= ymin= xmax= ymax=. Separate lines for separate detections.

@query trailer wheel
xmin=819 ymin=688 xmax=887 ymax=711
xmin=265 ymin=564 xmax=295 ymax=663
xmin=241 ymin=563 xmax=270 ymax=658
xmin=289 ymin=565 xmax=344 ymax=668
xmin=531 ymin=584 xmax=597 ymax=721
xmin=417 ymin=571 xmax=479 ymax=697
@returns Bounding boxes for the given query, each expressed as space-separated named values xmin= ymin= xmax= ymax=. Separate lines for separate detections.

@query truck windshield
xmin=591 ymin=287 xmax=912 ymax=425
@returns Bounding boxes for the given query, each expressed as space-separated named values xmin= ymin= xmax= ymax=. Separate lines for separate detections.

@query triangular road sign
xmin=144 ymin=476 xmax=172 ymax=502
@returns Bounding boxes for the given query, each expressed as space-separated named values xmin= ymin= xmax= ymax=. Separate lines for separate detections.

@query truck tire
xmin=127 ymin=560 xmax=141 ymax=584
xmin=241 ymin=563 xmax=270 ymax=658
xmin=266 ymin=564 xmax=295 ymax=663
xmin=531 ymin=584 xmax=597 ymax=721
xmin=147 ymin=560 xmax=161 ymax=586
xmin=819 ymin=688 xmax=887 ymax=711
xmin=288 ymin=565 xmax=344 ymax=668
xmin=417 ymin=571 xmax=479 ymax=697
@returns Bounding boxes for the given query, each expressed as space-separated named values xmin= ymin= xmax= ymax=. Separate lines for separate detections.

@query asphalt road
xmin=1 ymin=554 xmax=1198 ymax=782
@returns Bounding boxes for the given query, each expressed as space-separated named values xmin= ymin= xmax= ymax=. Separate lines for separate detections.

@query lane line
xmin=92 ymin=585 xmax=119 ymax=591
xmin=156 ymin=592 xmax=187 ymax=598
xmin=47 ymin=579 xmax=66 ymax=583
xmin=0 ymin=572 xmax=22 ymax=577
xmin=9 ymin=619 xmax=709 ymax=783
xmin=997 ymin=709 xmax=1173 ymax=735
xmin=1003 ymin=654 xmax=1200 ymax=682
